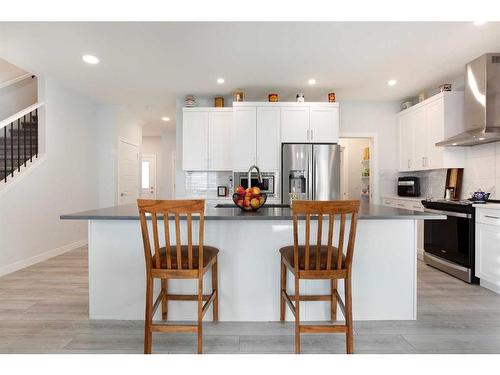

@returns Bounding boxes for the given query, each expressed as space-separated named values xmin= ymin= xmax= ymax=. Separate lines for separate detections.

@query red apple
xmin=236 ymin=186 xmax=246 ymax=196
xmin=252 ymin=186 xmax=261 ymax=197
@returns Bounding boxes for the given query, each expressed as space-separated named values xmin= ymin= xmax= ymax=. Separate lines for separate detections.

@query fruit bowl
xmin=232 ymin=186 xmax=267 ymax=211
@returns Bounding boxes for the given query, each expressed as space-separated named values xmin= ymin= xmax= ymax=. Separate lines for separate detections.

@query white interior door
xmin=141 ymin=154 xmax=157 ymax=198
xmin=118 ymin=139 xmax=140 ymax=205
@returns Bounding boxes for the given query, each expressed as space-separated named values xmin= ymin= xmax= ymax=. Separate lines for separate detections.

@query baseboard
xmin=0 ymin=238 xmax=87 ymax=277
xmin=480 ymin=279 xmax=500 ymax=295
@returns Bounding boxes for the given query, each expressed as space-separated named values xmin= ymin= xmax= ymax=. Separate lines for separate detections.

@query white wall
xmin=0 ymin=77 xmax=99 ymax=274
xmin=0 ymin=77 xmax=37 ymax=120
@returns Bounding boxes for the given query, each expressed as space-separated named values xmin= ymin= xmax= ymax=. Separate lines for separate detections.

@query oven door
xmin=423 ymin=209 xmax=473 ymax=268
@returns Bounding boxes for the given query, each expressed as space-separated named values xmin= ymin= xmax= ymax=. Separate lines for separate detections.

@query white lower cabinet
xmin=382 ymin=196 xmax=424 ymax=258
xmin=475 ymin=208 xmax=500 ymax=294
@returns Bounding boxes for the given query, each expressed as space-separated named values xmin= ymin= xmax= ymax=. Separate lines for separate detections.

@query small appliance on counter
xmin=397 ymin=177 xmax=420 ymax=197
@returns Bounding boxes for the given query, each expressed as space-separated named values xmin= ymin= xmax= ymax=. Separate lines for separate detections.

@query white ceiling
xmin=0 ymin=22 xmax=499 ymax=130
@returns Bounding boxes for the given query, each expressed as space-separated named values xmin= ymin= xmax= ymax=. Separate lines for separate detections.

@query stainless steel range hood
xmin=437 ymin=53 xmax=500 ymax=147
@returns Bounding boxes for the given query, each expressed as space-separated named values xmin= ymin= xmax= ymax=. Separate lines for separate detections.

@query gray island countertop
xmin=61 ymin=202 xmax=445 ymax=221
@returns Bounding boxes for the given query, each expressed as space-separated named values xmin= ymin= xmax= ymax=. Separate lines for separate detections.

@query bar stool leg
xmin=294 ymin=274 xmax=300 ymax=354
xmin=212 ymin=256 xmax=218 ymax=322
xmin=161 ymin=279 xmax=168 ymax=320
xmin=280 ymin=257 xmax=286 ymax=321
xmin=331 ymin=279 xmax=337 ymax=321
xmin=345 ymin=275 xmax=353 ymax=354
xmin=144 ymin=276 xmax=153 ymax=354
xmin=197 ymin=275 xmax=203 ymax=354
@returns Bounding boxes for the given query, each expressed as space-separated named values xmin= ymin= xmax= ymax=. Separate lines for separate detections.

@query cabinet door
xmin=476 ymin=223 xmax=500 ymax=284
xmin=182 ymin=111 xmax=209 ymax=170
xmin=309 ymin=106 xmax=339 ymax=142
xmin=208 ymin=111 xmax=232 ymax=170
xmin=398 ymin=113 xmax=415 ymax=171
xmin=232 ymin=107 xmax=257 ymax=171
xmin=425 ymin=98 xmax=444 ymax=169
xmin=412 ymin=107 xmax=427 ymax=170
xmin=257 ymin=107 xmax=281 ymax=170
xmin=280 ymin=107 xmax=309 ymax=143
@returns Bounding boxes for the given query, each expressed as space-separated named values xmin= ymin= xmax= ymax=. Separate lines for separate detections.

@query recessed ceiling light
xmin=217 ymin=78 xmax=225 ymax=84
xmin=82 ymin=54 xmax=99 ymax=65
xmin=452 ymin=143 xmax=458 ymax=146
xmin=387 ymin=79 xmax=397 ymax=86
xmin=478 ymin=137 xmax=486 ymax=140
xmin=473 ymin=21 xmax=487 ymax=26
xmin=308 ymin=78 xmax=316 ymax=85
xmin=161 ymin=117 xmax=170 ymax=122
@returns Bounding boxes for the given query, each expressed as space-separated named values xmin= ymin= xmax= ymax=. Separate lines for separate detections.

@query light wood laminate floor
xmin=1 ymin=246 xmax=500 ymax=353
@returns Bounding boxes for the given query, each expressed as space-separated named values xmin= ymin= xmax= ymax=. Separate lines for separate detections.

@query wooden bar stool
xmin=137 ymin=199 xmax=218 ymax=354
xmin=279 ymin=200 xmax=360 ymax=354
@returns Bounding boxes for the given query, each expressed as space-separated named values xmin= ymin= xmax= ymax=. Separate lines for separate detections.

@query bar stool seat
xmin=153 ymin=246 xmax=219 ymax=269
xmin=280 ymin=245 xmax=345 ymax=270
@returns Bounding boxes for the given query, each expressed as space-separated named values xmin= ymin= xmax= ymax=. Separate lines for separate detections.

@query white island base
xmin=88 ymin=218 xmax=418 ymax=322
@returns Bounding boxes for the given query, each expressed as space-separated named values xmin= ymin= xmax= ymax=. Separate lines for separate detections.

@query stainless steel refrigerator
xmin=281 ymin=143 xmax=341 ymax=205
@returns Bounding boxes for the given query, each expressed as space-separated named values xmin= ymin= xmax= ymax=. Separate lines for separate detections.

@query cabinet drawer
xmin=477 ymin=209 xmax=500 ymax=226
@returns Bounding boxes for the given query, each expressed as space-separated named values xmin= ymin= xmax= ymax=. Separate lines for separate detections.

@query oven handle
xmin=424 ymin=208 xmax=471 ymax=219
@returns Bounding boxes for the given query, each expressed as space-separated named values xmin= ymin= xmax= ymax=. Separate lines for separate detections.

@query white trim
xmin=0 ymin=238 xmax=87 ymax=277
xmin=233 ymin=102 xmax=339 ymax=108
xmin=0 ymin=153 xmax=47 ymax=195
xmin=480 ymin=279 xmax=500 ymax=295
xmin=0 ymin=73 xmax=32 ymax=90
xmin=0 ymin=102 xmax=44 ymax=130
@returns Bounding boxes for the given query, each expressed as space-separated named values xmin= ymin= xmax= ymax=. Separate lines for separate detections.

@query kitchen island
xmin=61 ymin=203 xmax=444 ymax=321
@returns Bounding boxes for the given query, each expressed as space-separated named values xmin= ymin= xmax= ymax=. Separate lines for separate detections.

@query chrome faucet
xmin=247 ymin=165 xmax=262 ymax=189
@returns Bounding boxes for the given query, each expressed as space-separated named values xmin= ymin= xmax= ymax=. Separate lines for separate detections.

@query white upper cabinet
xmin=184 ymin=102 xmax=340 ymax=172
xmin=280 ymin=106 xmax=309 ymax=142
xmin=182 ymin=110 xmax=209 ymax=171
xmin=280 ymin=103 xmax=340 ymax=143
xmin=232 ymin=107 xmax=257 ymax=171
xmin=182 ymin=108 xmax=232 ymax=171
xmin=397 ymin=92 xmax=464 ymax=172
xmin=309 ymin=106 xmax=339 ymax=143
xmin=208 ymin=111 xmax=232 ymax=170
xmin=257 ymin=107 xmax=281 ymax=170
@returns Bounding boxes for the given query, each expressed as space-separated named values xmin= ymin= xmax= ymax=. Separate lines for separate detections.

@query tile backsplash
xmin=184 ymin=171 xmax=233 ymax=199
xmin=398 ymin=141 xmax=500 ymax=200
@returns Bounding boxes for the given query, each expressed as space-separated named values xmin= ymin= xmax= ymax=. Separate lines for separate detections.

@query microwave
xmin=234 ymin=172 xmax=275 ymax=196
xmin=398 ymin=176 xmax=420 ymax=197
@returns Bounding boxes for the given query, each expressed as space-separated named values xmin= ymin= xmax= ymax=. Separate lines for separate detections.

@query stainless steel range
xmin=421 ymin=199 xmax=478 ymax=283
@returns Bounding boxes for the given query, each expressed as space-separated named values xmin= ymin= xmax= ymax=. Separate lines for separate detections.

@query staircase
xmin=0 ymin=104 xmax=41 ymax=183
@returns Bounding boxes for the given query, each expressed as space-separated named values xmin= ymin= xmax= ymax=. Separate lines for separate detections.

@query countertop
xmin=473 ymin=202 xmax=500 ymax=210
xmin=61 ymin=203 xmax=445 ymax=221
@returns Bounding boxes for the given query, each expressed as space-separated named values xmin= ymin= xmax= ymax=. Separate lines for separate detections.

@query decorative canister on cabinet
xmin=234 ymin=90 xmax=244 ymax=102
xmin=328 ymin=92 xmax=336 ymax=102
xmin=296 ymin=93 xmax=305 ymax=102
xmin=439 ymin=83 xmax=452 ymax=92
xmin=418 ymin=91 xmax=427 ymax=102
xmin=268 ymin=93 xmax=279 ymax=102
xmin=214 ymin=96 xmax=224 ymax=107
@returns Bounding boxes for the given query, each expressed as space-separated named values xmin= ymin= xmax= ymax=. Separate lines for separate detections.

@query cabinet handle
xmin=311 ymin=129 xmax=313 ymax=141
xmin=484 ymin=215 xmax=500 ymax=220
xmin=307 ymin=129 xmax=310 ymax=140
xmin=407 ymin=159 xmax=410 ymax=169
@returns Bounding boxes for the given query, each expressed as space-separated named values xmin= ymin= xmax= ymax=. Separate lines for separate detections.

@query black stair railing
xmin=0 ymin=105 xmax=41 ymax=183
